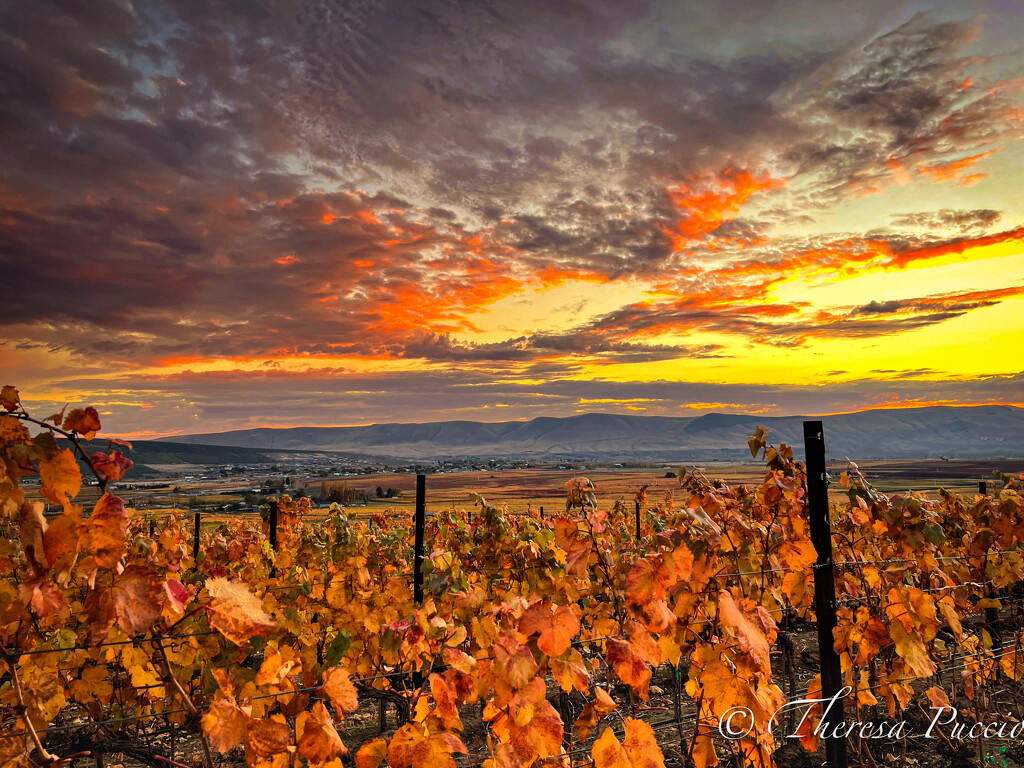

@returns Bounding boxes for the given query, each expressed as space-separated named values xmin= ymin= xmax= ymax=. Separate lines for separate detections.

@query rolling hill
xmin=156 ymin=405 xmax=1024 ymax=460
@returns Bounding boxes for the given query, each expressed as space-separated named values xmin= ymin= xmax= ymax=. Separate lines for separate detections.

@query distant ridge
xmin=156 ymin=405 xmax=1024 ymax=460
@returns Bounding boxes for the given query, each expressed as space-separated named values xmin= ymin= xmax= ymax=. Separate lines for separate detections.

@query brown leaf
xmin=114 ymin=565 xmax=163 ymax=635
xmin=63 ymin=407 xmax=101 ymax=439
xmin=0 ymin=385 xmax=20 ymax=412
xmin=83 ymin=493 xmax=128 ymax=571
xmin=18 ymin=502 xmax=48 ymax=577
xmin=0 ymin=415 xmax=29 ymax=443
xmin=245 ymin=716 xmax=293 ymax=763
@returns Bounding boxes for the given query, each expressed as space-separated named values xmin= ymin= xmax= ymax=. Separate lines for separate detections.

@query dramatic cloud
xmin=2 ymin=0 xmax=1023 ymax=433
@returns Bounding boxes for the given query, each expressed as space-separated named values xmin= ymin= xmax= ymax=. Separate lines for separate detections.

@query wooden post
xmin=980 ymin=481 xmax=987 ymax=495
xmin=539 ymin=505 xmax=544 ymax=521
xmin=192 ymin=511 xmax=201 ymax=563
xmin=149 ymin=517 xmax=155 ymax=538
xmin=635 ymin=500 xmax=641 ymax=541
xmin=803 ymin=420 xmax=848 ymax=768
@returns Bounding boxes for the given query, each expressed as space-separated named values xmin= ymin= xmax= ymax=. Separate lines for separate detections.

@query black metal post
xmin=635 ymin=500 xmax=641 ymax=541
xmin=803 ymin=420 xmax=848 ymax=768
xmin=269 ymin=500 xmax=279 ymax=552
xmin=414 ymin=475 xmax=425 ymax=606
xmin=413 ymin=474 xmax=426 ymax=689
xmin=192 ymin=511 xmax=201 ymax=562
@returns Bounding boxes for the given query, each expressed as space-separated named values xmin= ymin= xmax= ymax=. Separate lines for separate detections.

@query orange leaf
xmin=86 ymin=564 xmax=164 ymax=642
xmin=202 ymin=698 xmax=251 ymax=752
xmin=925 ymin=685 xmax=951 ymax=711
xmin=205 ymin=577 xmax=277 ymax=646
xmin=323 ymin=666 xmax=359 ymax=718
xmin=355 ymin=738 xmax=388 ymax=768
xmin=591 ymin=719 xmax=666 ymax=768
xmin=430 ymin=673 xmax=463 ymax=731
xmin=574 ymin=686 xmax=617 ymax=741
xmin=718 ymin=590 xmax=771 ymax=668
xmin=83 ymin=493 xmax=128 ymax=571
xmin=519 ymin=601 xmax=579 ymax=657
xmin=606 ymin=638 xmax=651 ymax=699
xmin=297 ymin=701 xmax=347 ymax=762
xmin=39 ymin=448 xmax=81 ymax=509
xmin=387 ymin=722 xmax=468 ymax=768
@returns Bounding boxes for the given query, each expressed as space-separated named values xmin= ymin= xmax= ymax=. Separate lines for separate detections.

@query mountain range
xmin=156 ymin=405 xmax=1024 ymax=460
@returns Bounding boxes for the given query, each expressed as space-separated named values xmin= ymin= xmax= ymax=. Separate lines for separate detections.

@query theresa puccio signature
xmin=719 ymin=686 xmax=1024 ymax=742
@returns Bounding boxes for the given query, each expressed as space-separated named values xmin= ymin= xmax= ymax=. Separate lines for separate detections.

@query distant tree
xmin=664 ymin=471 xmax=677 ymax=478
xmin=376 ymin=486 xmax=385 ymax=498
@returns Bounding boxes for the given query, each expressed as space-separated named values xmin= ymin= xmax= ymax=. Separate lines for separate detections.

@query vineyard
xmin=3 ymin=384 xmax=1024 ymax=768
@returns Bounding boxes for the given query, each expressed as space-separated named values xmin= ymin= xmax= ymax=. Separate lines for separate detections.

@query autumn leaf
xmin=430 ymin=673 xmax=463 ymax=731
xmin=323 ymin=666 xmax=359 ymax=719
xmin=86 ymin=565 xmax=163 ymax=642
xmin=19 ymin=576 xmax=66 ymax=618
xmin=203 ymin=697 xmax=251 ymax=752
xmin=549 ymin=648 xmax=590 ymax=694
xmin=490 ymin=677 xmax=563 ymax=765
xmin=691 ymin=729 xmax=719 ymax=768
xmin=90 ymin=451 xmax=133 ymax=482
xmin=62 ymin=407 xmax=101 ymax=439
xmin=718 ymin=590 xmax=771 ymax=668
xmin=82 ymin=493 xmax=128 ymax=571
xmin=0 ymin=385 xmax=20 ymax=412
xmin=164 ymin=578 xmax=188 ymax=615
xmin=925 ymin=685 xmax=951 ymax=710
xmin=297 ymin=701 xmax=347 ymax=762
xmin=205 ymin=577 xmax=277 ymax=646
xmin=606 ymin=638 xmax=651 ymax=698
xmin=0 ymin=415 xmax=29 ymax=443
xmin=18 ymin=501 xmax=48 ymax=576
xmin=574 ymin=686 xmax=617 ymax=741
xmin=355 ymin=738 xmax=388 ymax=768
xmin=39 ymin=448 xmax=81 ymax=509
xmin=42 ymin=509 xmax=82 ymax=582
xmin=591 ymin=719 xmax=666 ymax=768
xmin=519 ymin=600 xmax=579 ymax=656
xmin=387 ymin=722 xmax=468 ymax=768
xmin=245 ymin=716 xmax=293 ymax=761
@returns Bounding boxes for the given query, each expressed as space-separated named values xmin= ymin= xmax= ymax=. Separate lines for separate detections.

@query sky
xmin=1 ymin=0 xmax=1023 ymax=438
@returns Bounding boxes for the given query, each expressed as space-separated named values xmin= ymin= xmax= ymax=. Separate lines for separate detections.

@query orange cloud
xmin=919 ymin=150 xmax=998 ymax=183
xmin=662 ymin=169 xmax=784 ymax=250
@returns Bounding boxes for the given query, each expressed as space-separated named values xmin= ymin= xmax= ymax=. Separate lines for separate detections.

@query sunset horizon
xmin=3 ymin=0 xmax=1023 ymax=437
